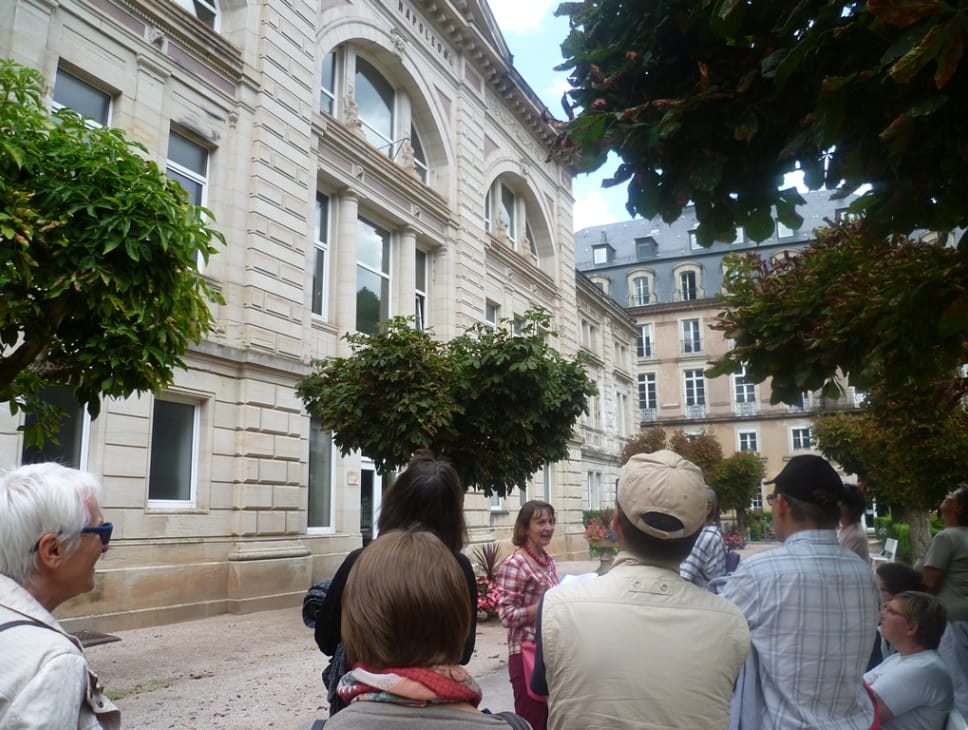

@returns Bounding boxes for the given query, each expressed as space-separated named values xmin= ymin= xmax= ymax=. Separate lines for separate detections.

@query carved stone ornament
xmin=342 ymin=88 xmax=366 ymax=139
xmin=396 ymin=138 xmax=421 ymax=179
xmin=390 ymin=28 xmax=407 ymax=57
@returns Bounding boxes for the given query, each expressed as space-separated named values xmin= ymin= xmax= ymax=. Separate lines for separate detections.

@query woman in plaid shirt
xmin=496 ymin=501 xmax=558 ymax=730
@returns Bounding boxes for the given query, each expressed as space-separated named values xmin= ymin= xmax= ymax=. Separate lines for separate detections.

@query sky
xmin=488 ymin=0 xmax=628 ymax=232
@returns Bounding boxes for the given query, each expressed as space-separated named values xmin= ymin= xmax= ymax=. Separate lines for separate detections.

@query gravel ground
xmin=85 ymin=548 xmax=781 ymax=729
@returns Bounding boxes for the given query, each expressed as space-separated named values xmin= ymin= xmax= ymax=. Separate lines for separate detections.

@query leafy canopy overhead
xmin=296 ymin=309 xmax=596 ymax=497
xmin=555 ymin=0 xmax=968 ymax=246
xmin=0 ymin=60 xmax=224 ymax=444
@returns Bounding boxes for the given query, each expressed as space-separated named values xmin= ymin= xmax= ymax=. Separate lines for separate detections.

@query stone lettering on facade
xmin=395 ymin=0 xmax=453 ymax=65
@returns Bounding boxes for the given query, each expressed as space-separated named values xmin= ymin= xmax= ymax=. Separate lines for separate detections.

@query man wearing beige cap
xmin=531 ymin=450 xmax=750 ymax=729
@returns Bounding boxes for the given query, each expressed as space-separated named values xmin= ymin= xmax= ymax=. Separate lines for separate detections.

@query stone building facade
xmin=0 ymin=0 xmax=631 ymax=630
xmin=576 ymin=193 xmax=864 ymax=515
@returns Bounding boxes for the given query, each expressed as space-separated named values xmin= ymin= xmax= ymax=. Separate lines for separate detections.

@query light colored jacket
xmin=0 ymin=574 xmax=121 ymax=729
xmin=540 ymin=553 xmax=750 ymax=729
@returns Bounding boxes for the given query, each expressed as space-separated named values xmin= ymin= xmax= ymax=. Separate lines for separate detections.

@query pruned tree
xmin=668 ymin=429 xmax=723 ymax=478
xmin=618 ymin=425 xmax=667 ymax=465
xmin=0 ymin=60 xmax=224 ymax=445
xmin=296 ymin=309 xmax=596 ymax=497
xmin=711 ymin=451 xmax=765 ymax=537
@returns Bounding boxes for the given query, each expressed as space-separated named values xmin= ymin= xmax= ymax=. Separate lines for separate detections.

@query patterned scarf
xmin=337 ymin=664 xmax=483 ymax=708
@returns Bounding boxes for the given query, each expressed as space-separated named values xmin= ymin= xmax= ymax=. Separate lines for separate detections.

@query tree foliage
xmin=555 ymin=0 xmax=968 ymax=246
xmin=296 ymin=309 xmax=596 ymax=497
xmin=708 ymin=221 xmax=968 ymax=405
xmin=0 ymin=60 xmax=224 ymax=444
xmin=618 ymin=425 xmax=666 ymax=465
xmin=711 ymin=451 xmax=766 ymax=535
xmin=668 ymin=429 xmax=723 ymax=476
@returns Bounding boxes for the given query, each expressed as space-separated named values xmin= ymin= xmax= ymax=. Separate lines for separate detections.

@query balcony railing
xmin=681 ymin=339 xmax=703 ymax=354
xmin=685 ymin=404 xmax=707 ymax=419
xmin=734 ymin=400 xmax=757 ymax=416
xmin=640 ymin=407 xmax=658 ymax=422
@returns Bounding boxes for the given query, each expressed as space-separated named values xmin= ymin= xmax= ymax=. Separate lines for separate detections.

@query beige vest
xmin=541 ymin=554 xmax=750 ymax=730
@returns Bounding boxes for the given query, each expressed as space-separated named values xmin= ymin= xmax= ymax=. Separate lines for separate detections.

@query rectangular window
xmin=21 ymin=387 xmax=89 ymax=469
xmin=320 ymin=50 xmax=337 ymax=114
xmin=777 ymin=220 xmax=796 ymax=238
xmin=166 ymin=131 xmax=209 ymax=207
xmin=490 ymin=492 xmax=503 ymax=512
xmin=356 ymin=217 xmax=391 ymax=334
xmin=53 ymin=68 xmax=110 ymax=127
xmin=734 ymin=226 xmax=746 ymax=244
xmin=632 ymin=276 xmax=650 ymax=306
xmin=484 ymin=188 xmax=492 ymax=232
xmin=587 ymin=471 xmax=602 ymax=510
xmin=312 ymin=193 xmax=330 ymax=317
xmin=682 ymin=319 xmax=702 ymax=353
xmin=689 ymin=230 xmax=701 ymax=250
xmin=792 ymin=427 xmax=812 ymax=450
xmin=485 ymin=301 xmax=498 ymax=328
xmin=638 ymin=373 xmax=657 ymax=411
xmin=750 ymin=492 xmax=763 ymax=511
xmin=734 ymin=366 xmax=756 ymax=403
xmin=415 ymin=248 xmax=427 ymax=331
xmin=148 ymin=399 xmax=197 ymax=503
xmin=500 ymin=185 xmax=516 ymax=243
xmin=308 ymin=418 xmax=333 ymax=528
xmin=637 ymin=324 xmax=654 ymax=358
xmin=739 ymin=430 xmax=758 ymax=452
xmin=680 ymin=271 xmax=697 ymax=301
xmin=684 ymin=369 xmax=705 ymax=406
xmin=592 ymin=246 xmax=608 ymax=265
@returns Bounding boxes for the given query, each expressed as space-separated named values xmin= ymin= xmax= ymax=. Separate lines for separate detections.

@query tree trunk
xmin=736 ymin=506 xmax=747 ymax=538
xmin=905 ymin=509 xmax=933 ymax=565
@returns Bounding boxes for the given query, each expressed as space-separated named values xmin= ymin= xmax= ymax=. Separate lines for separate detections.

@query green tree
xmin=0 ymin=60 xmax=224 ymax=445
xmin=711 ymin=451 xmax=765 ymax=537
xmin=555 ymin=0 xmax=968 ymax=245
xmin=296 ymin=309 xmax=596 ymax=497
xmin=668 ymin=429 xmax=723 ymax=477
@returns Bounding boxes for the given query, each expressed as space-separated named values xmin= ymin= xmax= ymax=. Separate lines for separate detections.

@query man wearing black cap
xmin=533 ymin=451 xmax=750 ymax=729
xmin=723 ymin=454 xmax=880 ymax=729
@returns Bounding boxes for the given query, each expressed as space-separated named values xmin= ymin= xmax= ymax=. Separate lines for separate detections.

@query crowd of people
xmin=2 ymin=454 xmax=966 ymax=729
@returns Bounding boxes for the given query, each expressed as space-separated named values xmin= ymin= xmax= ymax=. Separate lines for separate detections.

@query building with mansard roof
xmin=576 ymin=192 xmax=864 ymax=516
xmin=0 ymin=0 xmax=636 ymax=630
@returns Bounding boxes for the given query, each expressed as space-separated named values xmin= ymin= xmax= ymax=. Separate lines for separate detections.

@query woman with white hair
xmin=0 ymin=462 xmax=120 ymax=729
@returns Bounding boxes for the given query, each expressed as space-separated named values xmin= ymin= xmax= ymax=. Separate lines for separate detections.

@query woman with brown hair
xmin=312 ymin=450 xmax=477 ymax=715
xmin=495 ymin=500 xmax=557 ymax=730
xmin=323 ymin=529 xmax=529 ymax=729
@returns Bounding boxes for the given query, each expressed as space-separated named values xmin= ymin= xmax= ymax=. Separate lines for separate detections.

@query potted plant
xmin=583 ymin=508 xmax=618 ymax=574
xmin=471 ymin=542 xmax=503 ymax=620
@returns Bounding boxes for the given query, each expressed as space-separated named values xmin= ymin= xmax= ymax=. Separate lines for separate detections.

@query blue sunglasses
xmin=31 ymin=522 xmax=114 ymax=552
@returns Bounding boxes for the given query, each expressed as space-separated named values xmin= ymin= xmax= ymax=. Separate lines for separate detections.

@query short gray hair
xmin=0 ymin=463 xmax=103 ymax=585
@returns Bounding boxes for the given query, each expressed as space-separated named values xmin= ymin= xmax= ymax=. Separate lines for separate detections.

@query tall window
xmin=684 ymin=369 xmax=705 ymax=406
xmin=679 ymin=270 xmax=698 ymax=301
xmin=592 ymin=245 xmax=609 ymax=265
xmin=172 ymin=0 xmax=218 ymax=29
xmin=792 ymin=427 xmax=812 ymax=450
xmin=485 ymin=301 xmax=499 ymax=328
xmin=734 ymin=366 xmax=756 ymax=403
xmin=739 ymin=431 xmax=758 ymax=452
xmin=166 ymin=131 xmax=208 ymax=207
xmin=410 ymin=124 xmax=428 ymax=183
xmin=415 ymin=248 xmax=427 ymax=330
xmin=638 ymin=373 xmax=657 ymax=419
xmin=689 ymin=230 xmax=701 ymax=250
xmin=307 ymin=418 xmax=333 ymax=528
xmin=587 ymin=471 xmax=602 ymax=510
xmin=320 ymin=50 xmax=336 ymax=114
xmin=21 ymin=387 xmax=88 ymax=469
xmin=312 ymin=193 xmax=330 ymax=317
xmin=500 ymin=184 xmax=516 ymax=244
xmin=53 ymin=69 xmax=110 ymax=126
xmin=632 ymin=276 xmax=650 ymax=306
xmin=356 ymin=57 xmax=395 ymax=155
xmin=356 ymin=217 xmax=391 ymax=334
xmin=148 ymin=399 xmax=197 ymax=503
xmin=681 ymin=319 xmax=702 ymax=353
xmin=637 ymin=323 xmax=654 ymax=358
xmin=484 ymin=188 xmax=492 ymax=232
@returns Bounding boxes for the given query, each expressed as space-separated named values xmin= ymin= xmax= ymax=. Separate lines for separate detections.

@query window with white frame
xmin=21 ymin=386 xmax=90 ymax=469
xmin=631 ymin=276 xmax=650 ymax=306
xmin=734 ymin=366 xmax=756 ymax=403
xmin=356 ymin=217 xmax=391 ymax=334
xmin=410 ymin=124 xmax=428 ymax=183
xmin=592 ymin=245 xmax=609 ymax=265
xmin=792 ymin=427 xmax=812 ymax=450
xmin=490 ymin=491 xmax=504 ymax=512
xmin=484 ymin=179 xmax=547 ymax=267
xmin=172 ymin=0 xmax=218 ymax=29
xmin=500 ymin=184 xmax=516 ymax=245
xmin=166 ymin=130 xmax=208 ymax=207
xmin=307 ymin=418 xmax=334 ymax=529
xmin=684 ymin=369 xmax=705 ymax=406
xmin=415 ymin=247 xmax=427 ymax=331
xmin=738 ymin=430 xmax=758 ymax=452
xmin=776 ymin=220 xmax=797 ymax=238
xmin=587 ymin=471 xmax=602 ymax=510
xmin=485 ymin=301 xmax=499 ymax=328
xmin=320 ymin=49 xmax=337 ymax=114
xmin=53 ymin=68 xmax=110 ymax=127
xmin=312 ymin=193 xmax=330 ymax=317
xmin=750 ymin=491 xmax=763 ymax=510
xmin=681 ymin=318 xmax=702 ymax=353
xmin=689 ymin=229 xmax=701 ymax=249
xmin=355 ymin=57 xmax=395 ymax=156
xmin=148 ymin=398 xmax=198 ymax=503
xmin=679 ymin=270 xmax=698 ymax=301
xmin=637 ymin=323 xmax=654 ymax=358
xmin=616 ymin=390 xmax=628 ymax=436
xmin=638 ymin=373 xmax=657 ymax=412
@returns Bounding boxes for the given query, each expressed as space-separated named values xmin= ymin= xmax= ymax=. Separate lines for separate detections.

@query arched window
xmin=355 ymin=57 xmax=395 ymax=155
xmin=625 ymin=268 xmax=655 ymax=307
xmin=672 ymin=263 xmax=704 ymax=301
xmin=484 ymin=176 xmax=554 ymax=271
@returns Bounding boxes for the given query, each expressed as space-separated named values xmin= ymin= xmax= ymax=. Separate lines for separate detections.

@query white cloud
xmin=489 ymin=0 xmax=556 ymax=34
xmin=573 ymin=186 xmax=620 ymax=232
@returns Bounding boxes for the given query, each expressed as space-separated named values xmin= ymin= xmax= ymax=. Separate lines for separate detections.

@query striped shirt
xmin=680 ymin=523 xmax=727 ymax=587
